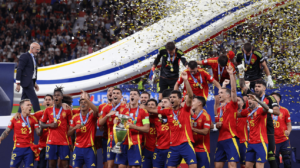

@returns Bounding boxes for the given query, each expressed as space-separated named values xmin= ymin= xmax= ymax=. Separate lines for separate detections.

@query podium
xmin=0 ymin=63 xmax=16 ymax=116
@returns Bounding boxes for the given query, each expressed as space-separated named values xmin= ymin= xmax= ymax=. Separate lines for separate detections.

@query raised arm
xmin=0 ymin=127 xmax=11 ymax=144
xmin=212 ymin=79 xmax=221 ymax=90
xmin=227 ymin=65 xmax=237 ymax=102
xmin=81 ymin=90 xmax=98 ymax=118
xmin=248 ymin=94 xmax=270 ymax=112
xmin=153 ymin=48 xmax=163 ymax=68
xmin=181 ymin=71 xmax=193 ymax=106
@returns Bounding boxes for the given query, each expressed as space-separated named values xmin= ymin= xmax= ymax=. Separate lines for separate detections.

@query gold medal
xmin=54 ymin=118 xmax=57 ymax=123
xmin=158 ymin=114 xmax=162 ymax=118
xmin=199 ymin=84 xmax=203 ymax=89
xmin=170 ymin=68 xmax=174 ymax=72
xmin=29 ymin=128 xmax=32 ymax=134
xmin=244 ymin=67 xmax=247 ymax=71
xmin=179 ymin=124 xmax=182 ymax=128
xmin=109 ymin=117 xmax=112 ymax=121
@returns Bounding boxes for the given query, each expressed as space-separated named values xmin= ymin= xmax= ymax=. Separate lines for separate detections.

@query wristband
xmin=268 ymin=109 xmax=273 ymax=113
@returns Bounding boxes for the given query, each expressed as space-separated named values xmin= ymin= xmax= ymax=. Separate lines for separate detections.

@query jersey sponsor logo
xmin=190 ymin=159 xmax=194 ymax=163
xmin=135 ymin=160 xmax=139 ymax=163
xmin=77 ymin=120 xmax=81 ymax=123
xmin=230 ymin=157 xmax=235 ymax=160
xmin=65 ymin=155 xmax=69 ymax=159
xmin=257 ymin=158 xmax=261 ymax=161
xmin=91 ymin=163 xmax=96 ymax=166
xmin=30 ymin=163 xmax=34 ymax=166
xmin=17 ymin=120 xmax=20 ymax=123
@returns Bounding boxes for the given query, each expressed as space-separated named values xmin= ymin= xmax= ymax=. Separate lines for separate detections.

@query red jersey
xmin=192 ymin=110 xmax=211 ymax=153
xmin=154 ymin=107 xmax=170 ymax=149
xmin=144 ymin=114 xmax=157 ymax=152
xmin=158 ymin=103 xmax=194 ymax=147
xmin=99 ymin=103 xmax=127 ymax=143
xmin=177 ymin=68 xmax=214 ymax=100
xmin=121 ymin=107 xmax=149 ymax=147
xmin=40 ymin=107 xmax=73 ymax=145
xmin=71 ymin=113 xmax=98 ymax=148
xmin=216 ymin=101 xmax=238 ymax=142
xmin=7 ymin=115 xmax=39 ymax=148
xmin=98 ymin=103 xmax=109 ymax=139
xmin=201 ymin=57 xmax=236 ymax=83
xmin=241 ymin=107 xmax=268 ymax=144
xmin=274 ymin=106 xmax=291 ymax=144
xmin=33 ymin=110 xmax=49 ymax=148
xmin=236 ymin=110 xmax=248 ymax=143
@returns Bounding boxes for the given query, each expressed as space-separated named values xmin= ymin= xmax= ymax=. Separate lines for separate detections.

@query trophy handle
xmin=113 ymin=124 xmax=119 ymax=144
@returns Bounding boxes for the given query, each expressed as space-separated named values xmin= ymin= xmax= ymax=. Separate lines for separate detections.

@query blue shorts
xmin=10 ymin=147 xmax=34 ymax=168
xmin=275 ymin=140 xmax=291 ymax=166
xmin=196 ymin=152 xmax=210 ymax=168
xmin=115 ymin=144 xmax=142 ymax=166
xmin=142 ymin=148 xmax=154 ymax=168
xmin=214 ymin=82 xmax=231 ymax=96
xmin=72 ymin=147 xmax=97 ymax=168
xmin=107 ymin=140 xmax=116 ymax=161
xmin=245 ymin=143 xmax=268 ymax=163
xmin=153 ymin=148 xmax=168 ymax=168
xmin=102 ymin=138 xmax=108 ymax=162
xmin=166 ymin=142 xmax=197 ymax=166
xmin=239 ymin=142 xmax=248 ymax=165
xmin=46 ymin=144 xmax=70 ymax=160
xmin=215 ymin=138 xmax=240 ymax=162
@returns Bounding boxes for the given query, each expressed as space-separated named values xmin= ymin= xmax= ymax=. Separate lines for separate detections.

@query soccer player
xmin=34 ymin=94 xmax=54 ymax=168
xmin=68 ymin=92 xmax=99 ymax=168
xmin=140 ymin=91 xmax=151 ymax=105
xmin=0 ymin=99 xmax=41 ymax=168
xmin=40 ymin=87 xmax=73 ymax=168
xmin=214 ymin=65 xmax=239 ymax=168
xmin=174 ymin=60 xmax=221 ymax=101
xmin=153 ymin=97 xmax=171 ymax=168
xmin=196 ymin=55 xmax=235 ymax=116
xmin=142 ymin=99 xmax=158 ymax=168
xmin=153 ymin=41 xmax=188 ymax=100
xmin=144 ymin=71 xmax=197 ymax=168
xmin=98 ymin=88 xmax=127 ymax=168
xmin=236 ymin=42 xmax=273 ymax=89
xmin=271 ymin=92 xmax=292 ymax=168
xmin=116 ymin=88 xmax=150 ymax=168
xmin=238 ymin=94 xmax=275 ymax=168
xmin=99 ymin=86 xmax=114 ymax=168
xmin=191 ymin=96 xmax=211 ymax=168
xmin=236 ymin=96 xmax=248 ymax=168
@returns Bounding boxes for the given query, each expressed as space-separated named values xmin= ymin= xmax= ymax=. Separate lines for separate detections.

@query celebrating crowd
xmin=0 ymin=41 xmax=292 ymax=168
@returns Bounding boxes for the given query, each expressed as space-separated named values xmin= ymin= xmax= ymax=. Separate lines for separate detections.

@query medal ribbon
xmin=53 ymin=106 xmax=63 ymax=121
xmin=21 ymin=115 xmax=31 ymax=133
xmin=80 ymin=111 xmax=89 ymax=125
xmin=129 ymin=106 xmax=139 ymax=124
xmin=219 ymin=103 xmax=227 ymax=118
xmin=172 ymin=109 xmax=181 ymax=126
xmin=190 ymin=73 xmax=202 ymax=87
xmin=191 ymin=110 xmax=203 ymax=121
xmin=273 ymin=106 xmax=280 ymax=121
xmin=261 ymin=94 xmax=265 ymax=102
xmin=218 ymin=64 xmax=225 ymax=82
xmin=243 ymin=52 xmax=253 ymax=65
xmin=112 ymin=102 xmax=121 ymax=111
xmin=248 ymin=107 xmax=259 ymax=117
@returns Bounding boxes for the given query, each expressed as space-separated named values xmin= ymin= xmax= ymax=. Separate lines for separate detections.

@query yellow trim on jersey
xmin=244 ymin=126 xmax=248 ymax=142
xmin=113 ymin=124 xmax=118 ymax=144
xmin=128 ymin=129 xmax=133 ymax=149
xmin=203 ymin=137 xmax=210 ymax=163
xmin=90 ymin=132 xmax=97 ymax=155
xmin=228 ymin=122 xmax=236 ymax=137
xmin=184 ymin=125 xmax=195 ymax=153
xmin=137 ymin=134 xmax=142 ymax=156
xmin=107 ymin=127 xmax=111 ymax=145
xmin=232 ymin=138 xmax=240 ymax=157
xmin=203 ymin=89 xmax=207 ymax=100
xmin=72 ymin=114 xmax=80 ymax=120
xmin=66 ymin=134 xmax=70 ymax=145
xmin=259 ymin=127 xmax=268 ymax=160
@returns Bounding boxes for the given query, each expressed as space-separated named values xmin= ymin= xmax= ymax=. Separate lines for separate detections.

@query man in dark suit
xmin=16 ymin=42 xmax=41 ymax=112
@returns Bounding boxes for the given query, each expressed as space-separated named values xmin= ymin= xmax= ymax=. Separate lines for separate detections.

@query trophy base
xmin=111 ymin=145 xmax=122 ymax=154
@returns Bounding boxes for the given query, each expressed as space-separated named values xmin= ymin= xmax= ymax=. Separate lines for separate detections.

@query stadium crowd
xmin=0 ymin=0 xmax=154 ymax=67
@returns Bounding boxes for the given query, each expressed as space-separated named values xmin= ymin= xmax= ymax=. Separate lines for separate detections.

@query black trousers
xmin=18 ymin=81 xmax=40 ymax=112
xmin=37 ymin=148 xmax=48 ymax=168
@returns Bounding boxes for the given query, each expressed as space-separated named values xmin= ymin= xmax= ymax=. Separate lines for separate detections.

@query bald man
xmin=16 ymin=42 xmax=41 ymax=112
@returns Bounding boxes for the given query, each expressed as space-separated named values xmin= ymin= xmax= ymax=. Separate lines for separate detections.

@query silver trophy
xmin=111 ymin=114 xmax=130 ymax=153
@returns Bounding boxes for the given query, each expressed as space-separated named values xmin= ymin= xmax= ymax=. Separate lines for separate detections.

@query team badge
xmin=62 ymin=112 xmax=66 ymax=118
xmin=251 ymin=58 xmax=255 ymax=64
xmin=22 ymin=122 xmax=26 ymax=127
xmin=109 ymin=118 xmax=112 ymax=121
